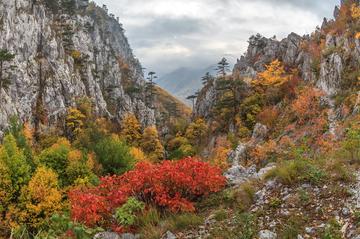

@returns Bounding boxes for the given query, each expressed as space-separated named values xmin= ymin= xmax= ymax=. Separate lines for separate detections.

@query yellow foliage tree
xmin=66 ymin=107 xmax=86 ymax=138
xmin=66 ymin=149 xmax=93 ymax=183
xmin=351 ymin=3 xmax=360 ymax=19
xmin=185 ymin=118 xmax=208 ymax=145
xmin=254 ymin=60 xmax=289 ymax=87
xmin=23 ymin=122 xmax=33 ymax=146
xmin=0 ymin=160 xmax=12 ymax=214
xmin=15 ymin=166 xmax=62 ymax=229
xmin=120 ymin=114 xmax=142 ymax=145
xmin=209 ymin=137 xmax=232 ymax=171
xmin=130 ymin=147 xmax=147 ymax=162
xmin=141 ymin=126 xmax=164 ymax=161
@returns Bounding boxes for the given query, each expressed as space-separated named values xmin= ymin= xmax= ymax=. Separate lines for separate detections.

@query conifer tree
xmin=186 ymin=94 xmax=197 ymax=109
xmin=146 ymin=71 xmax=157 ymax=108
xmin=214 ymin=73 xmax=247 ymax=129
xmin=201 ymin=72 xmax=214 ymax=85
xmin=216 ymin=57 xmax=230 ymax=80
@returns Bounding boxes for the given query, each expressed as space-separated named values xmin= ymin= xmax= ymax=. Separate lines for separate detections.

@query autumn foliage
xmin=291 ymin=87 xmax=324 ymax=125
xmin=69 ymin=158 xmax=226 ymax=227
xmin=254 ymin=60 xmax=289 ymax=87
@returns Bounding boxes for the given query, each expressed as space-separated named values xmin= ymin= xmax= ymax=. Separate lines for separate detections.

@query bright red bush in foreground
xmin=69 ymin=157 xmax=226 ymax=227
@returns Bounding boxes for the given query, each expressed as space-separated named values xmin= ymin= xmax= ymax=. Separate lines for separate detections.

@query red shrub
xmin=69 ymin=158 xmax=226 ymax=227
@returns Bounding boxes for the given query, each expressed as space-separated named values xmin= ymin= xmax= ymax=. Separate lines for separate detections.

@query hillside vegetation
xmin=2 ymin=0 xmax=360 ymax=239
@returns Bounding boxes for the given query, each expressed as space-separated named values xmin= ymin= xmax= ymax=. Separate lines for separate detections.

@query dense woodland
xmin=2 ymin=0 xmax=360 ymax=239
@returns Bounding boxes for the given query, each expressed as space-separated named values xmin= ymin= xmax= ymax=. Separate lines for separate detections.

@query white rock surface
xmin=0 ymin=0 xmax=155 ymax=135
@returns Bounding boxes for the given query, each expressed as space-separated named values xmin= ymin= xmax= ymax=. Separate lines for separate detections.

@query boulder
xmin=227 ymin=143 xmax=248 ymax=166
xmin=162 ymin=231 xmax=177 ymax=239
xmin=259 ymin=230 xmax=277 ymax=239
xmin=251 ymin=123 xmax=268 ymax=143
xmin=94 ymin=232 xmax=120 ymax=239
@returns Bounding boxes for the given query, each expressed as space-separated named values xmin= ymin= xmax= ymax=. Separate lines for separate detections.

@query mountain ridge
xmin=156 ymin=65 xmax=217 ymax=104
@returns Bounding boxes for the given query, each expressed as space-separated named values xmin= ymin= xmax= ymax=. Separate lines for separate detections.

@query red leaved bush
xmin=69 ymin=157 xmax=226 ymax=227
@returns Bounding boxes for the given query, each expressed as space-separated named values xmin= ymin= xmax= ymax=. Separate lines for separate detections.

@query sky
xmin=93 ymin=0 xmax=339 ymax=75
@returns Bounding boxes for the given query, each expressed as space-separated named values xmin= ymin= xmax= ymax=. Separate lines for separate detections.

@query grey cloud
xmin=127 ymin=17 xmax=208 ymax=47
xmin=94 ymin=0 xmax=339 ymax=75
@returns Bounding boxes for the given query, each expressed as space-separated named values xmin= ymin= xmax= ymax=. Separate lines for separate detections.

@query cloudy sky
xmin=93 ymin=0 xmax=339 ymax=75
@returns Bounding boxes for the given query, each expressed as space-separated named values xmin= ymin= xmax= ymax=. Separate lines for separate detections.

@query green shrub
xmin=167 ymin=214 xmax=203 ymax=231
xmin=354 ymin=211 xmax=360 ymax=225
xmin=240 ymin=94 xmax=264 ymax=129
xmin=7 ymin=117 xmax=33 ymax=169
xmin=197 ymin=189 xmax=237 ymax=210
xmin=115 ymin=197 xmax=145 ymax=226
xmin=36 ymin=213 xmax=103 ymax=239
xmin=321 ymin=219 xmax=342 ymax=239
xmin=279 ymin=216 xmax=304 ymax=239
xmin=297 ymin=189 xmax=310 ymax=205
xmin=339 ymin=127 xmax=360 ymax=164
xmin=138 ymin=224 xmax=163 ymax=239
xmin=94 ymin=136 xmax=135 ymax=175
xmin=37 ymin=139 xmax=71 ymax=185
xmin=269 ymin=197 xmax=282 ymax=208
xmin=136 ymin=207 xmax=161 ymax=227
xmin=0 ymin=134 xmax=31 ymax=194
xmin=266 ymin=158 xmax=326 ymax=185
xmin=233 ymin=212 xmax=257 ymax=239
xmin=214 ymin=209 xmax=228 ymax=221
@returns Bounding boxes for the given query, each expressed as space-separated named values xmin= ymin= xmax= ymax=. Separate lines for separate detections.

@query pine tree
xmin=201 ymin=72 xmax=214 ymax=85
xmin=216 ymin=57 xmax=230 ymax=80
xmin=186 ymin=94 xmax=197 ymax=109
xmin=146 ymin=71 xmax=157 ymax=108
xmin=0 ymin=49 xmax=15 ymax=94
xmin=214 ymin=75 xmax=248 ymax=130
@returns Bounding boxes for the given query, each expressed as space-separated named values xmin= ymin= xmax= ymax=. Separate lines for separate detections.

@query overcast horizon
xmin=93 ymin=0 xmax=339 ymax=76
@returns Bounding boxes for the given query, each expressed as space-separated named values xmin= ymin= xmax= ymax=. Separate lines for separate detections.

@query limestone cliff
xmin=0 ymin=0 xmax=156 ymax=137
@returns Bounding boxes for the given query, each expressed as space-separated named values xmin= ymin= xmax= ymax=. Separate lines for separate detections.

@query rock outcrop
xmin=233 ymin=32 xmax=315 ymax=82
xmin=0 ymin=0 xmax=155 ymax=136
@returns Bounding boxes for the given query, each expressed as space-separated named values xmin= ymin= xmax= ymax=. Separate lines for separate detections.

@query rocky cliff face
xmin=0 ymin=0 xmax=155 ymax=137
xmin=195 ymin=1 xmax=360 ymax=120
xmin=233 ymin=33 xmax=312 ymax=81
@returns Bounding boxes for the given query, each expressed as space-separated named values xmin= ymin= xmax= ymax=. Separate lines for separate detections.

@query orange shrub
xmin=250 ymin=140 xmax=277 ymax=166
xmin=257 ymin=106 xmax=279 ymax=129
xmin=209 ymin=137 xmax=232 ymax=171
xmin=292 ymin=87 xmax=324 ymax=125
